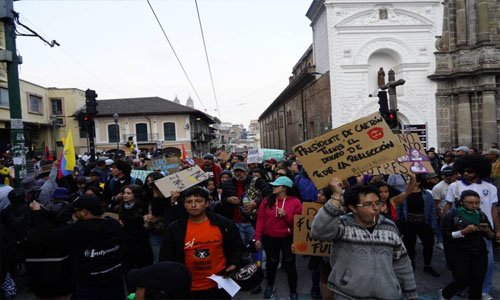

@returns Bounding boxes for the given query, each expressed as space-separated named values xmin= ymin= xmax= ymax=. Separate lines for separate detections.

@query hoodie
xmin=31 ymin=211 xmax=123 ymax=288
xmin=254 ymin=196 xmax=302 ymax=241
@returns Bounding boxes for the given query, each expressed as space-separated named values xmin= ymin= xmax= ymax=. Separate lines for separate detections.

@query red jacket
xmin=254 ymin=196 xmax=302 ymax=241
xmin=198 ymin=163 xmax=223 ymax=185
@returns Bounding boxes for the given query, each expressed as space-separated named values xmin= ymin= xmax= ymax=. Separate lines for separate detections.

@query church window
xmin=379 ymin=8 xmax=388 ymax=20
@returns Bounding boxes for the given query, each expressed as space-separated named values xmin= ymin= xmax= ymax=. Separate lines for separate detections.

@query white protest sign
xmin=153 ymin=165 xmax=209 ymax=197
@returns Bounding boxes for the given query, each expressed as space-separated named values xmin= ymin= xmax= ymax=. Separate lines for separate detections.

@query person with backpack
xmin=103 ymin=160 xmax=142 ymax=211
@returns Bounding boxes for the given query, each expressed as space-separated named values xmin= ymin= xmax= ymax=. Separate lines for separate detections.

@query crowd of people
xmin=0 ymin=144 xmax=498 ymax=300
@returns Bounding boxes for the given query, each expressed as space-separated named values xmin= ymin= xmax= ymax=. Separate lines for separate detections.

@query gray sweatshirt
xmin=38 ymin=167 xmax=58 ymax=205
xmin=311 ymin=201 xmax=417 ymax=300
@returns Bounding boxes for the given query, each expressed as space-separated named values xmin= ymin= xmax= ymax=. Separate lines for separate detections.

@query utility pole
xmin=1 ymin=0 xmax=26 ymax=187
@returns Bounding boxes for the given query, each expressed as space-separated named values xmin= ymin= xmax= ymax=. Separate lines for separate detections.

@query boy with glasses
xmin=311 ymin=177 xmax=417 ymax=300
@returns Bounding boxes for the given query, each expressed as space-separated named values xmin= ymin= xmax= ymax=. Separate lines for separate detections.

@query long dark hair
xmin=120 ymin=184 xmax=143 ymax=213
xmin=264 ymin=185 xmax=300 ymax=209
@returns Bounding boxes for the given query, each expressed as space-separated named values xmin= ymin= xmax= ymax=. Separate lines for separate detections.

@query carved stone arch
xmin=336 ymin=9 xmax=376 ymax=27
xmin=393 ymin=9 xmax=433 ymax=25
xmin=354 ymin=38 xmax=415 ymax=65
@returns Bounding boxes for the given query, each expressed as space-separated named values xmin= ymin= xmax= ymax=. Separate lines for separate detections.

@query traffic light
xmin=377 ymin=90 xmax=389 ymax=115
xmin=85 ymin=89 xmax=98 ymax=115
xmin=385 ymin=110 xmax=398 ymax=129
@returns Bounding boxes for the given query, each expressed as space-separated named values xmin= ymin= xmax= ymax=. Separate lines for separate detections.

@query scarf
xmin=458 ymin=205 xmax=479 ymax=225
xmin=124 ymin=202 xmax=136 ymax=210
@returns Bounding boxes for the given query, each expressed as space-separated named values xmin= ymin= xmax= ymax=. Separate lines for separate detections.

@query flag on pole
xmin=61 ymin=129 xmax=76 ymax=177
xmin=181 ymin=144 xmax=186 ymax=160
xmin=45 ymin=146 xmax=54 ymax=161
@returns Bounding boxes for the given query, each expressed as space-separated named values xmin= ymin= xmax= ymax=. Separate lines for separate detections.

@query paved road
xmin=236 ymin=243 xmax=500 ymax=300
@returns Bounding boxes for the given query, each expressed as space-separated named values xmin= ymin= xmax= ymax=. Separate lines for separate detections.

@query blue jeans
xmin=149 ymin=233 xmax=163 ymax=263
xmin=482 ymin=238 xmax=494 ymax=293
xmin=235 ymin=222 xmax=254 ymax=243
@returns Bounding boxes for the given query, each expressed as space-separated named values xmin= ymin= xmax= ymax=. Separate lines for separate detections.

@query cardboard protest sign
xmin=151 ymin=157 xmax=181 ymax=175
xmin=293 ymin=112 xmax=406 ymax=189
xmin=154 ymin=165 xmax=209 ymax=197
xmin=218 ymin=152 xmax=231 ymax=162
xmin=131 ymin=170 xmax=153 ymax=183
xmin=363 ymin=133 xmax=433 ymax=175
xmin=293 ymin=202 xmax=331 ymax=257
xmin=247 ymin=148 xmax=285 ymax=164
xmin=247 ymin=149 xmax=263 ymax=164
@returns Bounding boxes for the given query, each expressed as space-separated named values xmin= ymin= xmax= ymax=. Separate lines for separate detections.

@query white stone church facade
xmin=307 ymin=0 xmax=443 ymax=149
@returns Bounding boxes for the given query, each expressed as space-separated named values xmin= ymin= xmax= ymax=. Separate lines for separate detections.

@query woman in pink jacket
xmin=255 ymin=176 xmax=303 ymax=300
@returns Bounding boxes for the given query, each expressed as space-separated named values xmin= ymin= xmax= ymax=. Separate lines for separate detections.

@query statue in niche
xmin=378 ymin=67 xmax=386 ymax=88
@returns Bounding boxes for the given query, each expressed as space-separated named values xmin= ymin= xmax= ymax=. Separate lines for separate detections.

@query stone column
xmin=456 ymin=0 xmax=467 ymax=46
xmin=477 ymin=0 xmax=490 ymax=43
xmin=457 ymin=93 xmax=472 ymax=146
xmin=482 ymin=91 xmax=497 ymax=148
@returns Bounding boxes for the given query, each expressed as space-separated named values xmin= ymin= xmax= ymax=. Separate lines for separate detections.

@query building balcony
xmin=122 ymin=133 xmax=160 ymax=143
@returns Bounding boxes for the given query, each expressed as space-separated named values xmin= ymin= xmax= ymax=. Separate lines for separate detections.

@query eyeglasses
xmin=463 ymin=169 xmax=476 ymax=174
xmin=357 ymin=201 xmax=385 ymax=208
xmin=463 ymin=201 xmax=480 ymax=206
xmin=275 ymin=173 xmax=286 ymax=177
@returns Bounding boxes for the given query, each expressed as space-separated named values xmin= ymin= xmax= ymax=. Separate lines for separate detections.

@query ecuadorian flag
xmin=60 ymin=129 xmax=76 ymax=177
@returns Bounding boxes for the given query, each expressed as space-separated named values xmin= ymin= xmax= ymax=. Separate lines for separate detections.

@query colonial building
xmin=429 ymin=0 xmax=500 ymax=151
xmin=0 ymin=79 xmax=86 ymax=156
xmin=306 ymin=0 xmax=443 ymax=149
xmin=259 ymin=45 xmax=332 ymax=152
xmin=88 ymin=97 xmax=216 ymax=157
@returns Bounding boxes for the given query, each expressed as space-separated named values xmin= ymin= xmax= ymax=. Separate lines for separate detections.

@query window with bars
xmin=108 ymin=124 xmax=120 ymax=143
xmin=163 ymin=122 xmax=176 ymax=141
xmin=29 ymin=94 xmax=43 ymax=114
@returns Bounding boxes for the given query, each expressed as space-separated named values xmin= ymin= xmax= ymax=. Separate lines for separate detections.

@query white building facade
xmin=307 ymin=0 xmax=443 ymax=148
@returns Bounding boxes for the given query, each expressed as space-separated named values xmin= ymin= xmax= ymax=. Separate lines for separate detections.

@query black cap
xmin=442 ymin=166 xmax=457 ymax=175
xmin=73 ymin=195 xmax=105 ymax=216
xmin=127 ymin=262 xmax=191 ymax=299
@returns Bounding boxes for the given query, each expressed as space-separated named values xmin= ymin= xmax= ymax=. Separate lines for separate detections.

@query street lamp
xmin=112 ymin=113 xmax=120 ymax=155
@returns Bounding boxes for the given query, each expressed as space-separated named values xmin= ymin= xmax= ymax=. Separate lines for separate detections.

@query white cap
xmin=105 ymin=159 xmax=114 ymax=166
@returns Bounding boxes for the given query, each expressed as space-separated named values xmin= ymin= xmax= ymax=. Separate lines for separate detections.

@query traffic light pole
xmin=2 ymin=2 xmax=27 ymax=187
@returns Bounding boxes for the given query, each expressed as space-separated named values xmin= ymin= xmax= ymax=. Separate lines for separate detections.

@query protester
xmin=199 ymin=154 xmax=222 ymax=185
xmin=372 ymin=173 xmax=416 ymax=224
xmin=254 ymin=176 xmax=302 ymax=300
xmin=294 ymin=170 xmax=318 ymax=203
xmin=221 ymin=162 xmax=271 ymax=243
xmin=29 ymin=195 xmax=125 ymax=299
xmin=399 ymin=174 xmax=439 ymax=276
xmin=0 ymin=174 xmax=13 ymax=211
xmin=441 ymin=153 xmax=455 ymax=171
xmin=142 ymin=172 xmax=166 ymax=263
xmin=159 ymin=186 xmax=243 ymax=299
xmin=440 ymin=190 xmax=495 ymax=300
xmin=104 ymin=160 xmax=143 ymax=211
xmin=311 ymin=177 xmax=417 ymax=299
xmin=443 ymin=155 xmax=500 ymax=299
xmin=431 ymin=166 xmax=458 ymax=250
xmin=37 ymin=161 xmax=59 ymax=206
xmin=454 ymin=146 xmax=469 ymax=157
xmin=92 ymin=160 xmax=109 ymax=183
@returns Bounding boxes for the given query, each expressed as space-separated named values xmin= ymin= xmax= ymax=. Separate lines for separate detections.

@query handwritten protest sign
xmin=131 ymin=170 xmax=153 ymax=183
xmin=154 ymin=165 xmax=209 ymax=197
xmin=247 ymin=148 xmax=285 ymax=164
xmin=293 ymin=202 xmax=331 ymax=256
xmin=363 ymin=133 xmax=433 ymax=175
xmin=293 ymin=112 xmax=405 ymax=189
xmin=218 ymin=152 xmax=231 ymax=162
xmin=151 ymin=157 xmax=181 ymax=175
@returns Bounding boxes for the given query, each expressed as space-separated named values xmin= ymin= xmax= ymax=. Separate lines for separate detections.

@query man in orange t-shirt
xmin=160 ymin=186 xmax=244 ymax=299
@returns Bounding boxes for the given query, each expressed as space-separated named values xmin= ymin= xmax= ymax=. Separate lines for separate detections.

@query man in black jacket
xmin=220 ymin=162 xmax=272 ymax=243
xmin=103 ymin=160 xmax=143 ymax=210
xmin=29 ymin=195 xmax=125 ymax=300
xmin=160 ymin=186 xmax=243 ymax=299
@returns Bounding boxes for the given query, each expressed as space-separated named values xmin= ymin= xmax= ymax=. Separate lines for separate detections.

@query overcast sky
xmin=15 ymin=0 xmax=313 ymax=128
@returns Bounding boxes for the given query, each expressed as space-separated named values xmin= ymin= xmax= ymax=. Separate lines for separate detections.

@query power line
xmin=146 ymin=0 xmax=207 ymax=112
xmin=194 ymin=0 xmax=220 ymax=118
xmin=17 ymin=14 xmax=122 ymax=97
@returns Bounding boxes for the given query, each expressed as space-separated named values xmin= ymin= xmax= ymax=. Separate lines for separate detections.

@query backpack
xmin=294 ymin=174 xmax=318 ymax=202
xmin=242 ymin=177 xmax=262 ymax=220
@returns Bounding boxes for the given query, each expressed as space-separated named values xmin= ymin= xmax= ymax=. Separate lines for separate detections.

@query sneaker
xmin=436 ymin=242 xmax=444 ymax=250
xmin=289 ymin=292 xmax=299 ymax=300
xmin=424 ymin=266 xmax=440 ymax=277
xmin=482 ymin=293 xmax=494 ymax=300
xmin=264 ymin=286 xmax=275 ymax=299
